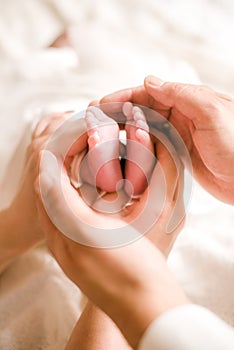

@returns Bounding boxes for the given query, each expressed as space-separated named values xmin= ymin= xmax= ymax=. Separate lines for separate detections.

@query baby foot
xmin=85 ymin=107 xmax=123 ymax=193
xmin=123 ymin=102 xmax=155 ymax=197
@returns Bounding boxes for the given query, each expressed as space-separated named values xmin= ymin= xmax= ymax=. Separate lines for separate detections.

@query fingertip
xmin=144 ymin=76 xmax=169 ymax=105
xmin=88 ymin=100 xmax=100 ymax=107
xmin=122 ymin=101 xmax=133 ymax=119
xmin=100 ymin=88 xmax=132 ymax=104
xmin=144 ymin=75 xmax=164 ymax=88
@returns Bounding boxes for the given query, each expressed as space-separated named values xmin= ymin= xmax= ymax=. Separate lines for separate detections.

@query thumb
xmin=144 ymin=75 xmax=216 ymax=128
xmin=38 ymin=150 xmax=88 ymax=243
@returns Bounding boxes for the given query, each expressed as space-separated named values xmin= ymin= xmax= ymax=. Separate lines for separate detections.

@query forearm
xmin=65 ymin=301 xmax=132 ymax=350
xmin=0 ymin=207 xmax=42 ymax=274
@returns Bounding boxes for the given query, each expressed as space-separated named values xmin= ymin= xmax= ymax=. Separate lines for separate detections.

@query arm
xmin=65 ymin=301 xmax=132 ymax=350
xmin=36 ymin=197 xmax=190 ymax=349
xmin=0 ymin=112 xmax=72 ymax=274
xmin=36 ymin=110 xmax=234 ymax=350
xmin=0 ymin=205 xmax=42 ymax=274
xmin=0 ymin=154 xmax=43 ymax=274
xmin=36 ymin=127 xmax=189 ymax=349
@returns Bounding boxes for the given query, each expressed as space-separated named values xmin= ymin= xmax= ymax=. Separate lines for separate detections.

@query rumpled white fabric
xmin=0 ymin=0 xmax=234 ymax=349
xmin=139 ymin=304 xmax=234 ymax=350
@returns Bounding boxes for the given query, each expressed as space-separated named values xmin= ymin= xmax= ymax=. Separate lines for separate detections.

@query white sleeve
xmin=138 ymin=304 xmax=234 ymax=350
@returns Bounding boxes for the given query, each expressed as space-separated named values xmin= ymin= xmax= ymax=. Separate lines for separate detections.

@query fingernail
xmin=145 ymin=75 xmax=164 ymax=88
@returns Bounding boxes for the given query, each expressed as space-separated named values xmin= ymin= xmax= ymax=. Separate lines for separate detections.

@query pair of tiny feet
xmin=72 ymin=102 xmax=155 ymax=199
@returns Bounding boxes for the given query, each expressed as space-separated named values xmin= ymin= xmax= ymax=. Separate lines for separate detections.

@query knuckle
xmin=190 ymin=84 xmax=223 ymax=115
xmin=164 ymin=82 xmax=189 ymax=103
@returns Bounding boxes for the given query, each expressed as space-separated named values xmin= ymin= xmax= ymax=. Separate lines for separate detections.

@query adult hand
xmin=0 ymin=112 xmax=73 ymax=271
xmin=40 ymin=216 xmax=189 ymax=349
xmin=37 ymin=113 xmax=185 ymax=254
xmin=35 ymin=114 xmax=187 ymax=348
xmin=99 ymin=77 xmax=234 ymax=204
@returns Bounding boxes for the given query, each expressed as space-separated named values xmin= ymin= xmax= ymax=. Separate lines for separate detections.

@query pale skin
xmin=0 ymin=113 xmax=72 ymax=274
xmin=63 ymin=104 xmax=180 ymax=350
xmin=36 ymin=108 xmax=187 ymax=349
xmin=37 ymin=182 xmax=188 ymax=350
xmin=3 ymin=77 xmax=232 ymax=348
xmin=0 ymin=110 xmax=186 ymax=350
xmin=37 ymin=79 xmax=234 ymax=348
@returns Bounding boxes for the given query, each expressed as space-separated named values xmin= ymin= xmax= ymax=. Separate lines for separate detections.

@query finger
xmin=155 ymin=140 xmax=180 ymax=202
xmin=35 ymin=192 xmax=79 ymax=279
xmin=39 ymin=151 xmax=91 ymax=242
xmin=140 ymin=136 xmax=178 ymax=215
xmin=70 ymin=149 xmax=93 ymax=188
xmin=144 ymin=75 xmax=221 ymax=129
xmin=140 ymin=133 xmax=185 ymax=251
xmin=39 ymin=150 xmax=142 ymax=248
xmin=33 ymin=113 xmax=62 ymax=139
xmin=32 ymin=111 xmax=74 ymax=139
xmin=168 ymin=163 xmax=185 ymax=232
xmin=100 ymin=85 xmax=169 ymax=114
xmin=156 ymin=138 xmax=185 ymax=233
xmin=39 ymin=151 xmax=111 ymax=247
xmin=39 ymin=113 xmax=73 ymax=138
xmin=88 ymin=100 xmax=100 ymax=106
xmin=46 ymin=117 xmax=88 ymax=161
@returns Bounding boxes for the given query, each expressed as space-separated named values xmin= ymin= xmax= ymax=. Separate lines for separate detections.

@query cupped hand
xmin=38 ymin=206 xmax=189 ymax=349
xmin=38 ymin=114 xmax=185 ymax=253
xmin=99 ymin=77 xmax=234 ymax=204
xmin=35 ymin=113 xmax=187 ymax=348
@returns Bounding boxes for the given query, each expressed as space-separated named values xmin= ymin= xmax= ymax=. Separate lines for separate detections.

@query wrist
xmin=10 ymin=196 xmax=44 ymax=246
xmin=0 ymin=204 xmax=43 ymax=271
xmin=0 ymin=208 xmax=19 ymax=270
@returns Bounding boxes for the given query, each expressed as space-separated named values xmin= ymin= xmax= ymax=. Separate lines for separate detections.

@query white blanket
xmin=0 ymin=0 xmax=234 ymax=349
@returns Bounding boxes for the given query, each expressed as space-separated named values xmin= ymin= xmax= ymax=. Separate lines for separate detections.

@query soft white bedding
xmin=0 ymin=0 xmax=234 ymax=349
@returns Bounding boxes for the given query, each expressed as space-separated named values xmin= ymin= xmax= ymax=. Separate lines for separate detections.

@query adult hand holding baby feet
xmin=99 ymin=77 xmax=234 ymax=204
xmin=36 ymin=103 xmax=188 ymax=350
xmin=37 ymin=101 xmax=188 ymax=252
xmin=38 ymin=101 xmax=187 ymax=251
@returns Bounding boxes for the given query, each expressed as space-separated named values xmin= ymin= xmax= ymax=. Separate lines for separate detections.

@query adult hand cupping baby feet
xmin=38 ymin=103 xmax=185 ymax=252
xmin=36 ymin=105 xmax=187 ymax=350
